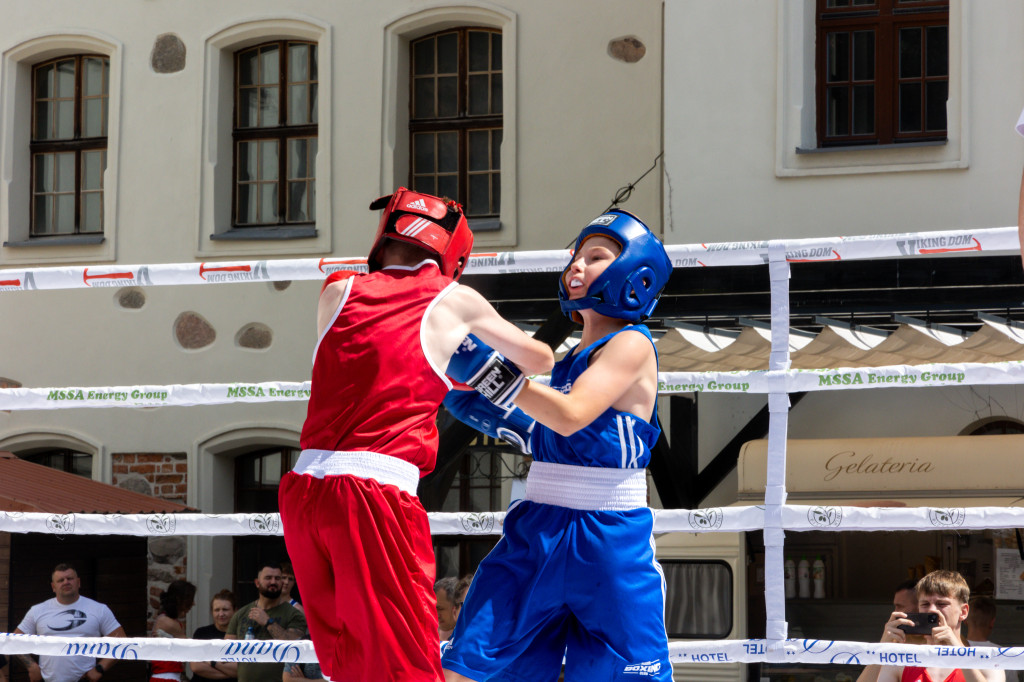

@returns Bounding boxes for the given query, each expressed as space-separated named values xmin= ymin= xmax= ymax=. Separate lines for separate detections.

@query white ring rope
xmin=2 ymin=505 xmax=1022 ymax=537
xmin=2 ymin=635 xmax=1024 ymax=669
xmin=0 ymin=227 xmax=1017 ymax=292
xmin=2 ymin=361 xmax=1023 ymax=410
xmin=5 ymin=225 xmax=1024 ymax=668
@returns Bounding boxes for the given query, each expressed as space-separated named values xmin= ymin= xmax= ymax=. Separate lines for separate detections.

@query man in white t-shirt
xmin=14 ymin=564 xmax=126 ymax=682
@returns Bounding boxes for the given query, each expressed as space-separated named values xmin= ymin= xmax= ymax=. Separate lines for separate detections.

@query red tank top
xmin=901 ymin=667 xmax=967 ymax=682
xmin=300 ymin=261 xmax=455 ymax=474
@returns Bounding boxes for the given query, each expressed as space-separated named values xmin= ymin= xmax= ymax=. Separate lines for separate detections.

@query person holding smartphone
xmin=868 ymin=570 xmax=1004 ymax=682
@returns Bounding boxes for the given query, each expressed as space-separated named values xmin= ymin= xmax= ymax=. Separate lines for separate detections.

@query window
xmin=410 ymin=28 xmax=501 ymax=223
xmin=662 ymin=560 xmax=733 ymax=639
xmin=232 ymin=41 xmax=317 ymax=229
xmin=19 ymin=448 xmax=93 ymax=478
xmin=816 ymin=0 xmax=948 ymax=147
xmin=30 ymin=55 xmax=109 ymax=236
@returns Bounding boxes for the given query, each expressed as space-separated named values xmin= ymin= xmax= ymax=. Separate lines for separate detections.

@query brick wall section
xmin=112 ymin=453 xmax=188 ymax=630
xmin=112 ymin=452 xmax=188 ymax=505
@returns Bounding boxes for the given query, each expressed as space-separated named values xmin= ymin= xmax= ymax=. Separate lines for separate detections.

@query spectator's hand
xmin=26 ymin=661 xmax=42 ymax=682
xmin=248 ymin=607 xmax=269 ymax=626
xmin=880 ymin=611 xmax=911 ymax=644
xmin=924 ymin=610 xmax=957 ymax=646
xmin=82 ymin=668 xmax=102 ymax=682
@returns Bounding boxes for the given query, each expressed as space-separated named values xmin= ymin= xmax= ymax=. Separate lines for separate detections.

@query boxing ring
xmin=3 ymin=226 xmax=1024 ymax=672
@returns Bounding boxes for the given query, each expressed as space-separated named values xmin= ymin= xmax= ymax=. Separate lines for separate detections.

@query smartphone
xmin=897 ymin=612 xmax=939 ymax=635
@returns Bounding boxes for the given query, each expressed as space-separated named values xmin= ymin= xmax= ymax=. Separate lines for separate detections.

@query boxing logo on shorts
xmin=623 ymin=660 xmax=662 ymax=676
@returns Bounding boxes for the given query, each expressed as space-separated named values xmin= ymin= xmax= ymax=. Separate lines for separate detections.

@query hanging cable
xmin=604 ymin=152 xmax=664 ymax=212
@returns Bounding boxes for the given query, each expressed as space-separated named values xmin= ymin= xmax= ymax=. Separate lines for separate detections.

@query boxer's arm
xmin=426 ymin=285 xmax=553 ymax=376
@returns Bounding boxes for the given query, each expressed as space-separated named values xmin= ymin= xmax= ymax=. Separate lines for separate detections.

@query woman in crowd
xmin=150 ymin=580 xmax=196 ymax=682
xmin=188 ymin=589 xmax=239 ymax=682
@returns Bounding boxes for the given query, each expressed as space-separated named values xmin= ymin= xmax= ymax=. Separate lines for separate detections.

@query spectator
xmin=453 ymin=574 xmax=473 ymax=625
xmin=435 ymin=577 xmax=459 ymax=641
xmin=14 ymin=563 xmax=126 ymax=682
xmin=279 ymin=563 xmax=304 ymax=614
xmin=189 ymin=589 xmax=238 ymax=682
xmin=857 ymin=579 xmax=922 ymax=682
xmin=149 ymin=580 xmax=196 ymax=682
xmin=0 ymin=654 xmax=8 ymax=682
xmin=871 ymin=570 xmax=1003 ymax=682
xmin=225 ymin=563 xmax=306 ymax=682
xmin=966 ymin=598 xmax=1019 ymax=682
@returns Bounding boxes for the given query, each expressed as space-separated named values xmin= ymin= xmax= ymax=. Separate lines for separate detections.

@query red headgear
xmin=368 ymin=187 xmax=474 ymax=280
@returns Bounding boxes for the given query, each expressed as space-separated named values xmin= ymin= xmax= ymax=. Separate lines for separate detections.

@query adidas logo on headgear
xmin=406 ymin=198 xmax=428 ymax=211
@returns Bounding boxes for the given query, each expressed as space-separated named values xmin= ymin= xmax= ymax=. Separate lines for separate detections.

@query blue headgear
xmin=558 ymin=209 xmax=672 ymax=323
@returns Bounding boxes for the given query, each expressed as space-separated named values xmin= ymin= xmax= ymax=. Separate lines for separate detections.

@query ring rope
xmin=2 ymin=635 xmax=1023 ymax=669
xmin=0 ymin=226 xmax=1017 ymax=292
xmin=2 ymin=361 xmax=1022 ymax=410
xmin=2 ymin=506 xmax=1022 ymax=537
xmin=5 ymin=226 xmax=1024 ymax=668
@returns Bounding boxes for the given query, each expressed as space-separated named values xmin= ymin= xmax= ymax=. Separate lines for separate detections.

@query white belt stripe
xmin=617 ymin=416 xmax=627 ymax=468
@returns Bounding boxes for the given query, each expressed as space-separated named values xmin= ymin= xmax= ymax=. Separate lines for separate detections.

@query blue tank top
xmin=532 ymin=325 xmax=661 ymax=468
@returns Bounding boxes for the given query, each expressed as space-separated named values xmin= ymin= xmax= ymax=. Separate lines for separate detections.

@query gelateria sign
xmin=738 ymin=434 xmax=1024 ymax=494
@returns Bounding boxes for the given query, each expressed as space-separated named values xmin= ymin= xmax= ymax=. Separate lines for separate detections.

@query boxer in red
xmin=279 ymin=188 xmax=553 ymax=682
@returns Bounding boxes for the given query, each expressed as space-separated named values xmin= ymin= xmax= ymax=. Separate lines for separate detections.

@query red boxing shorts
xmin=279 ymin=469 xmax=442 ymax=682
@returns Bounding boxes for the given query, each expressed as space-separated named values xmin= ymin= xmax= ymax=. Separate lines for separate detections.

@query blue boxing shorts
xmin=440 ymin=499 xmax=672 ymax=682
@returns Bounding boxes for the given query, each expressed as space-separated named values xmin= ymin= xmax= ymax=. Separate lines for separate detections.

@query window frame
xmin=773 ymin=0 xmax=967 ymax=176
xmin=0 ymin=32 xmax=121 ymax=262
xmin=231 ymin=40 xmax=318 ymax=230
xmin=408 ymin=27 xmax=502 ymax=224
xmin=815 ymin=0 xmax=949 ymax=148
xmin=197 ymin=17 xmax=331 ymax=256
xmin=382 ymin=6 xmax=518 ymax=247
xmin=30 ymin=54 xmax=110 ymax=238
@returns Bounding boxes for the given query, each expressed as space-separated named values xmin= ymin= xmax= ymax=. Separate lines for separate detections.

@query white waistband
xmin=293 ymin=450 xmax=420 ymax=496
xmin=150 ymin=674 xmax=182 ymax=681
xmin=524 ymin=461 xmax=648 ymax=511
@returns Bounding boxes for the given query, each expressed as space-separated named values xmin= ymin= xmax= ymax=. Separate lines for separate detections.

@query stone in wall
xmin=608 ymin=36 xmax=646 ymax=63
xmin=174 ymin=312 xmax=215 ymax=350
xmin=116 ymin=287 xmax=146 ymax=309
xmin=236 ymin=323 xmax=272 ymax=349
xmin=151 ymin=34 xmax=186 ymax=74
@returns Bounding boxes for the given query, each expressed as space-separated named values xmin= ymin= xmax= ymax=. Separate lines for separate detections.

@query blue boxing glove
xmin=446 ymin=334 xmax=525 ymax=407
xmin=443 ymin=389 xmax=536 ymax=455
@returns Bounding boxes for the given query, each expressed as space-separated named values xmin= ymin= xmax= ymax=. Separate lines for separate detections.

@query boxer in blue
xmin=442 ymin=209 xmax=674 ymax=682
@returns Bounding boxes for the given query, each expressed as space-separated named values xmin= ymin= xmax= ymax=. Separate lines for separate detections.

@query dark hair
xmin=456 ymin=573 xmax=474 ymax=596
xmin=894 ymin=579 xmax=919 ymax=593
xmin=159 ymin=580 xmax=197 ymax=619
xmin=52 ymin=563 xmax=77 ymax=578
xmin=280 ymin=562 xmax=293 ymax=576
xmin=210 ymin=589 xmax=236 ymax=610
xmin=256 ymin=562 xmax=281 ymax=578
